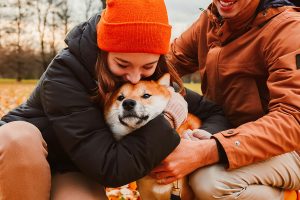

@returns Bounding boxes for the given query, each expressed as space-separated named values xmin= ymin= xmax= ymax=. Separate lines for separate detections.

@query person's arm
xmin=40 ymin=54 xmax=180 ymax=187
xmin=150 ymin=89 xmax=232 ymax=184
xmin=168 ymin=12 xmax=208 ymax=76
xmin=150 ymin=136 xmax=220 ymax=184
xmin=213 ymin=12 xmax=300 ymax=169
xmin=184 ymin=88 xmax=231 ymax=164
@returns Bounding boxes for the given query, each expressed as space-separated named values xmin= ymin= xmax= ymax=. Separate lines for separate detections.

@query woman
xmin=0 ymin=0 xmax=231 ymax=199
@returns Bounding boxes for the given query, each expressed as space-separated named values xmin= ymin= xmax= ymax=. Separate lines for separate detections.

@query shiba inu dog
xmin=104 ymin=73 xmax=201 ymax=200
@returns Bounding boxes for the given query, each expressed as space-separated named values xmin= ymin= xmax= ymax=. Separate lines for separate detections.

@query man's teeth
xmin=220 ymin=0 xmax=235 ymax=6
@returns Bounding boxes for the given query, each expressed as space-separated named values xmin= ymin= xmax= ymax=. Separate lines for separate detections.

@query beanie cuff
xmin=97 ymin=15 xmax=171 ymax=54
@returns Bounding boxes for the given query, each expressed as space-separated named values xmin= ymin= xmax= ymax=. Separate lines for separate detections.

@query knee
xmin=0 ymin=121 xmax=48 ymax=166
xmin=0 ymin=121 xmax=44 ymax=148
xmin=189 ymin=165 xmax=224 ymax=200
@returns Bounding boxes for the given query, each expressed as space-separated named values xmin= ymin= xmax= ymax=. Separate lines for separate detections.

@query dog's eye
xmin=117 ymin=95 xmax=125 ymax=101
xmin=141 ymin=94 xmax=151 ymax=99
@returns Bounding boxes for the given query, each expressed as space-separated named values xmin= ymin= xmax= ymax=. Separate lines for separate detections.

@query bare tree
xmin=15 ymin=0 xmax=26 ymax=81
xmin=56 ymin=0 xmax=71 ymax=36
xmin=36 ymin=0 xmax=53 ymax=70
xmin=84 ymin=0 xmax=93 ymax=20
xmin=49 ymin=9 xmax=57 ymax=58
xmin=0 ymin=2 xmax=8 ymax=48
xmin=0 ymin=47 xmax=42 ymax=79
xmin=6 ymin=0 xmax=34 ymax=81
xmin=83 ymin=0 xmax=102 ymax=20
xmin=0 ymin=0 xmax=109 ymax=80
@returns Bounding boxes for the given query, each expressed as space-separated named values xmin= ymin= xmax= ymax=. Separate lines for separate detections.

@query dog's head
xmin=104 ymin=74 xmax=171 ymax=140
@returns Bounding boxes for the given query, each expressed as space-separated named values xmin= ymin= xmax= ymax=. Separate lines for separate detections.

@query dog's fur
xmin=104 ymin=74 xmax=201 ymax=200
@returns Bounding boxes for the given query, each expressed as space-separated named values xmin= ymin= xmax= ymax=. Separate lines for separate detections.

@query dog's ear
xmin=157 ymin=73 xmax=170 ymax=86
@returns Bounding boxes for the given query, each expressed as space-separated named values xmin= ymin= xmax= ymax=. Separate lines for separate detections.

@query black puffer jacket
xmin=1 ymin=14 xmax=231 ymax=187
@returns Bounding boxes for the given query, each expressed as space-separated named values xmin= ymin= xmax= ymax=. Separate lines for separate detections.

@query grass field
xmin=0 ymin=81 xmax=36 ymax=117
xmin=0 ymin=79 xmax=201 ymax=117
xmin=0 ymin=79 xmax=37 ymax=84
xmin=184 ymin=83 xmax=202 ymax=94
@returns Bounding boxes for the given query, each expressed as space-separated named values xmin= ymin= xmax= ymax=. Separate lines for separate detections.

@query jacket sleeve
xmin=168 ymin=13 xmax=206 ymax=76
xmin=213 ymin=11 xmax=300 ymax=169
xmin=168 ymin=11 xmax=210 ymax=76
xmin=40 ymin=57 xmax=180 ymax=187
xmin=184 ymin=88 xmax=232 ymax=134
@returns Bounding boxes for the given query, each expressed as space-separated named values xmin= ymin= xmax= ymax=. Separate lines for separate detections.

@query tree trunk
xmin=16 ymin=0 xmax=22 ymax=82
xmin=36 ymin=0 xmax=52 ymax=71
xmin=84 ymin=0 xmax=93 ymax=20
xmin=50 ymin=10 xmax=57 ymax=58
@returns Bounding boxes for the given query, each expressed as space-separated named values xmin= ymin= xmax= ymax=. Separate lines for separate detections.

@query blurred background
xmin=0 ymin=0 xmax=211 ymax=81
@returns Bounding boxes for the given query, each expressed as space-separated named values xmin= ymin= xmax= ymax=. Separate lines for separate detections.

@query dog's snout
xmin=122 ymin=99 xmax=136 ymax=111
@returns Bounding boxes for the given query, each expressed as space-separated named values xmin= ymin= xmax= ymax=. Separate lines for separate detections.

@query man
xmin=152 ymin=0 xmax=300 ymax=199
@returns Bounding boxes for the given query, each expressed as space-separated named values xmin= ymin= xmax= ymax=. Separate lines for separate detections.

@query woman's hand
xmin=163 ymin=87 xmax=188 ymax=129
xmin=150 ymin=138 xmax=219 ymax=184
xmin=183 ymin=129 xmax=212 ymax=140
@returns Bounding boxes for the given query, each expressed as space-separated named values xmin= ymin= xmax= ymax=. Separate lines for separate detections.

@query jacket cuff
xmin=213 ymin=138 xmax=228 ymax=165
xmin=212 ymin=129 xmax=240 ymax=169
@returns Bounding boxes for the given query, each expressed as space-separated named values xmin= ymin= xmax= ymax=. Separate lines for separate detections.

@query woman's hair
xmin=95 ymin=50 xmax=184 ymax=105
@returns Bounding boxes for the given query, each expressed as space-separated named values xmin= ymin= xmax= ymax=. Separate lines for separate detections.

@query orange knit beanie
xmin=97 ymin=0 xmax=171 ymax=54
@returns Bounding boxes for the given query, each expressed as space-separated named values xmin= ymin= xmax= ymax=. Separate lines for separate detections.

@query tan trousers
xmin=0 ymin=121 xmax=107 ymax=200
xmin=189 ymin=151 xmax=300 ymax=200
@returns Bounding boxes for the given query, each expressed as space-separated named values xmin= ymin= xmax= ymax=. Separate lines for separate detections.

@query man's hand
xmin=150 ymin=138 xmax=219 ymax=184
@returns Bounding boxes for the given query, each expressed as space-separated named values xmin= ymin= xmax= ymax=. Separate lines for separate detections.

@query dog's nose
xmin=122 ymin=99 xmax=136 ymax=111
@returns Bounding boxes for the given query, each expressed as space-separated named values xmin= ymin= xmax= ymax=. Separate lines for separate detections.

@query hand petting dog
xmin=163 ymin=87 xmax=188 ymax=129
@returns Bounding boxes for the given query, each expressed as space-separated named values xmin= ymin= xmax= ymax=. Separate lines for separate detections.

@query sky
xmin=165 ymin=0 xmax=212 ymax=39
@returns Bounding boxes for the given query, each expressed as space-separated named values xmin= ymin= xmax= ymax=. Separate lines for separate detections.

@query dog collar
xmin=171 ymin=180 xmax=182 ymax=200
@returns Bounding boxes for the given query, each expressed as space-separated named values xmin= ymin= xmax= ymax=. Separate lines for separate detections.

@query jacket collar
xmin=206 ymin=1 xmax=293 ymax=44
xmin=259 ymin=0 xmax=294 ymax=10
